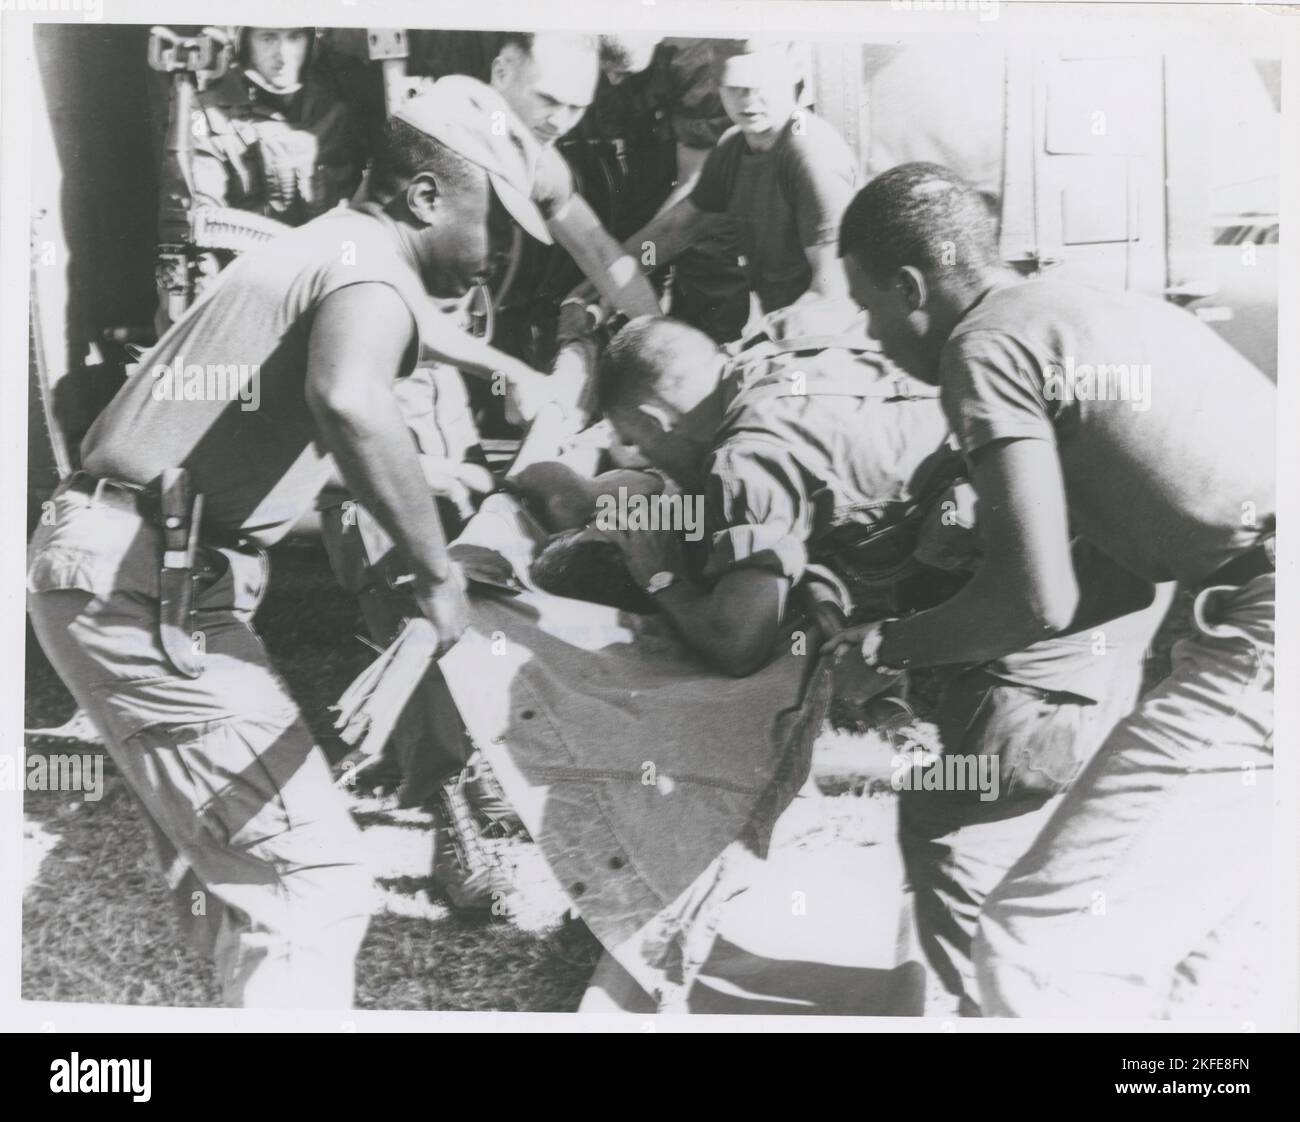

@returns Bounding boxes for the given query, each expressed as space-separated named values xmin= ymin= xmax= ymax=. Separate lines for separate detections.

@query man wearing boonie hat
xmin=312 ymin=72 xmax=603 ymax=861
xmin=325 ymin=42 xmax=662 ymax=909
xmin=26 ymin=76 xmax=546 ymax=1007
xmin=599 ymin=41 xmax=858 ymax=320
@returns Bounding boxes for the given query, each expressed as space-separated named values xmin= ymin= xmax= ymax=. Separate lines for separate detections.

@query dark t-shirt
xmin=940 ymin=278 xmax=1276 ymax=584
xmin=706 ymin=299 xmax=1182 ymax=700
xmin=691 ymin=112 xmax=856 ymax=313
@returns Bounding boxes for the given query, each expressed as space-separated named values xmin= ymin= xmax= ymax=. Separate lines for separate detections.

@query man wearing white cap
xmin=589 ymin=43 xmax=857 ymax=319
xmin=26 ymin=78 xmax=547 ymax=1007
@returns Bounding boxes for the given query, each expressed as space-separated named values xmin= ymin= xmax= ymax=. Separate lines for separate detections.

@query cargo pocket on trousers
xmin=989 ymin=690 xmax=1089 ymax=800
xmin=941 ymin=673 xmax=1089 ymax=802
xmin=108 ymin=709 xmax=297 ymax=872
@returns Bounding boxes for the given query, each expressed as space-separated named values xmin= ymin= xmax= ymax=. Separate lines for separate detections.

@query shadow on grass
xmin=21 ymin=540 xmax=598 ymax=1011
xmin=22 ymin=760 xmax=599 ymax=1011
xmin=21 ymin=540 xmax=1190 ymax=1011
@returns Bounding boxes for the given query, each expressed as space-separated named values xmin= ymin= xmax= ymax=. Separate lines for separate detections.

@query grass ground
xmin=21 ymin=537 xmax=1190 ymax=1012
xmin=23 ymin=540 xmax=604 ymax=1011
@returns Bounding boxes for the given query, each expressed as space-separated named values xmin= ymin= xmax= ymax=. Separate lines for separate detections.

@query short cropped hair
xmin=367 ymin=117 xmax=481 ymax=199
xmin=597 ymin=316 xmax=721 ymax=417
xmin=839 ymin=162 xmax=1001 ymax=285
xmin=500 ymin=31 xmax=599 ymax=62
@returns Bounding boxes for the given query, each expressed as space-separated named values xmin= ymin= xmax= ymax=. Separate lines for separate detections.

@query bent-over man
xmin=27 ymin=80 xmax=548 ymax=1007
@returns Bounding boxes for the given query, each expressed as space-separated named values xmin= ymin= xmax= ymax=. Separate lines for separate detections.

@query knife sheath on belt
xmin=158 ymin=466 xmax=206 ymax=678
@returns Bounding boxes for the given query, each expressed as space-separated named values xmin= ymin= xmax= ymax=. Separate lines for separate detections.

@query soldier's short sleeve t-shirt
xmin=939 ymin=278 xmax=1275 ymax=584
xmin=691 ymin=112 xmax=856 ymax=312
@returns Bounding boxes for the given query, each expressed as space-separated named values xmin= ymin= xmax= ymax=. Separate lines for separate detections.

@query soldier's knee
xmin=284 ymin=855 xmax=375 ymax=950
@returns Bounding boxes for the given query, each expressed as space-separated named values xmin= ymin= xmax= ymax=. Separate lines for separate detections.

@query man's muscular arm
xmin=825 ymin=437 xmax=1079 ymax=668
xmin=567 ymin=197 xmax=719 ymax=307
xmin=306 ymin=284 xmax=470 ymax=653
xmin=416 ymin=309 xmax=552 ymax=425
xmin=548 ymin=194 xmax=662 ymax=318
xmin=602 ymin=523 xmax=789 ymax=676
xmin=652 ymin=569 xmax=789 ymax=677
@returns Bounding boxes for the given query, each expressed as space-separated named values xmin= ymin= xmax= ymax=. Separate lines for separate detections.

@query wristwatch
xmin=644 ymin=570 xmax=678 ymax=597
xmin=861 ymin=619 xmax=907 ymax=674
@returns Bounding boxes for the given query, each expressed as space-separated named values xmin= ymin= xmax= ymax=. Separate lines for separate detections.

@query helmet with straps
xmin=226 ymin=26 xmax=317 ymax=71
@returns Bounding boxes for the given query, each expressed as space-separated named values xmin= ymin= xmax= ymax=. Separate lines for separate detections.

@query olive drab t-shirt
xmin=690 ymin=112 xmax=856 ymax=313
xmin=939 ymin=278 xmax=1276 ymax=585
xmin=81 ymin=207 xmax=438 ymax=547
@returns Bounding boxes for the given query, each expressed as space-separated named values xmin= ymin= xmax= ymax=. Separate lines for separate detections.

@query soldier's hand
xmin=596 ymin=524 xmax=683 ymax=589
xmin=565 ymin=279 xmax=600 ymax=308
xmin=413 ymin=566 xmax=472 ymax=657
xmin=820 ymin=622 xmax=906 ymax=707
xmin=820 ymin=623 xmax=874 ymax=661
xmin=504 ymin=367 xmax=562 ymax=428
xmin=557 ymin=298 xmax=603 ymax=347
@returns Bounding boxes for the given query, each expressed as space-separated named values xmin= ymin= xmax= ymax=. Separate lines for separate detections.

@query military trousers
xmin=27 ymin=483 xmax=373 ymax=1008
xmin=974 ymin=573 xmax=1275 ymax=1018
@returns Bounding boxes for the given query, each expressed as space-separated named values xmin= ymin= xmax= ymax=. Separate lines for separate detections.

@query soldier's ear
xmin=405 ymin=172 xmax=440 ymax=225
xmin=897 ymin=266 xmax=929 ymax=314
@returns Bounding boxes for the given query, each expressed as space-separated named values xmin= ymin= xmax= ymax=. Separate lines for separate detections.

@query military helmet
xmin=226 ymin=26 xmax=317 ymax=69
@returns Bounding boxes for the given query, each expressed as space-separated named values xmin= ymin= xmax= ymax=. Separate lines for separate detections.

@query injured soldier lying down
xmin=506 ymin=298 xmax=1175 ymax=1012
xmin=513 ymin=300 xmax=959 ymax=674
xmin=331 ymin=296 xmax=1174 ymax=1010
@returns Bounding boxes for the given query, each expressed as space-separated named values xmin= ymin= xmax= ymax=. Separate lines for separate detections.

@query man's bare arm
xmin=415 ymin=305 xmax=554 ymax=424
xmin=599 ymin=514 xmax=789 ymax=674
xmin=648 ymin=143 xmax=711 ymax=218
xmin=566 ymin=197 xmax=721 ymax=308
xmin=652 ymin=569 xmax=789 ymax=677
xmin=622 ymin=196 xmax=718 ymax=274
xmin=877 ymin=437 xmax=1079 ymax=668
xmin=548 ymin=195 xmax=661 ymax=318
xmin=306 ymin=285 xmax=470 ymax=649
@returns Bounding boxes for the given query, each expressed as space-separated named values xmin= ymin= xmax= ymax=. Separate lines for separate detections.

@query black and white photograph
xmin=1 ymin=0 xmax=1296 ymax=1050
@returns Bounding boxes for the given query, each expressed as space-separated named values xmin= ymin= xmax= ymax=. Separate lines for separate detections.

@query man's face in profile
xmin=845 ymin=253 xmax=941 ymax=385
xmin=607 ymin=405 xmax=711 ymax=496
xmin=416 ymin=170 xmax=494 ymax=300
